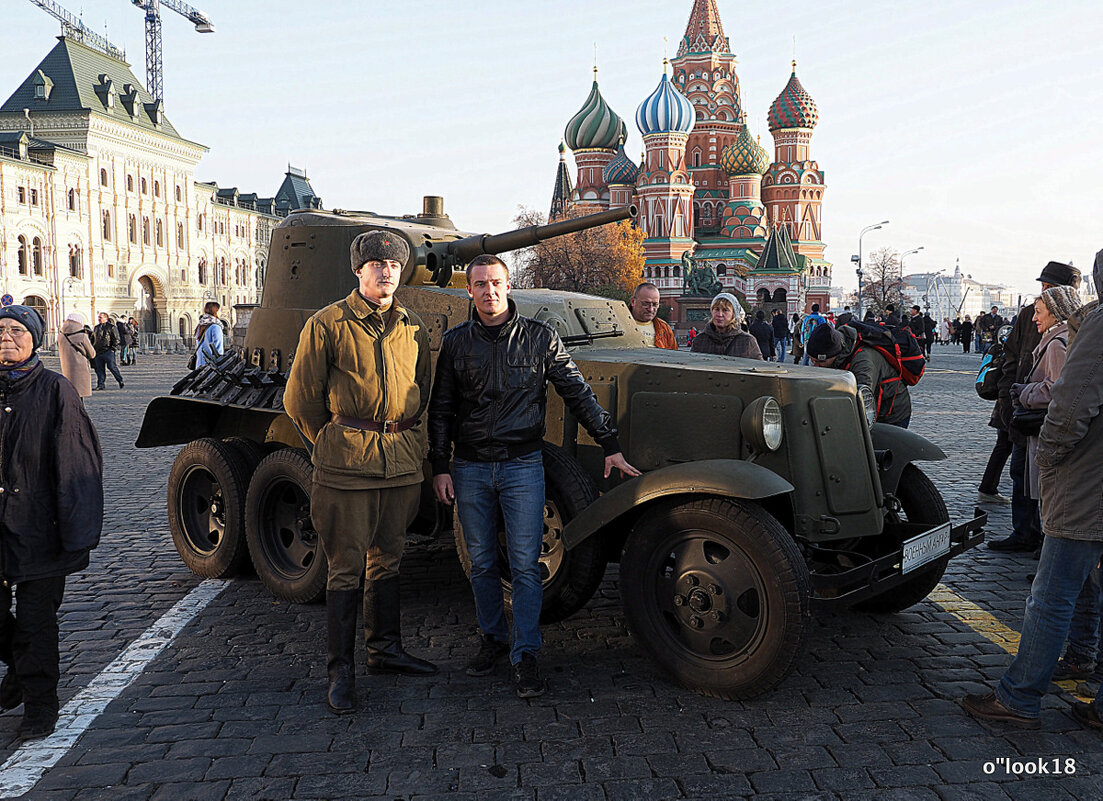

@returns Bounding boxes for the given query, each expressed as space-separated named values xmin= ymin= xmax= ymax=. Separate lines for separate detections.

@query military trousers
xmin=311 ymin=482 xmax=420 ymax=591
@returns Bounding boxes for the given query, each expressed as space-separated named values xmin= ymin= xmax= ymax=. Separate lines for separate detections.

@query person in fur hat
xmin=0 ymin=305 xmax=103 ymax=740
xmin=690 ymin=293 xmax=763 ymax=359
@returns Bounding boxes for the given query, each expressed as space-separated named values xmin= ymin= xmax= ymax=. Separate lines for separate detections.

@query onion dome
xmin=720 ymin=126 xmax=770 ymax=176
xmin=603 ymin=143 xmax=639 ymax=185
xmin=767 ymin=61 xmax=819 ymax=132
xmin=565 ymin=74 xmax=626 ymax=151
xmin=636 ymin=65 xmax=696 ymax=136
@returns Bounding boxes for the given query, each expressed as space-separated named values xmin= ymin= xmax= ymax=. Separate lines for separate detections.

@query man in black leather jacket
xmin=429 ymin=255 xmax=638 ymax=698
xmin=988 ymin=261 xmax=1080 ymax=552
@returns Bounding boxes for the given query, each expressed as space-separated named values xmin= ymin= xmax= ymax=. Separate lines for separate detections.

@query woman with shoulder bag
xmin=58 ymin=313 xmax=96 ymax=401
xmin=1010 ymin=286 xmax=1082 ymax=501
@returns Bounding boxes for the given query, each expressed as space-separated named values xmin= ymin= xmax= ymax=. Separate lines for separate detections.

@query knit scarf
xmin=0 ymin=353 xmax=39 ymax=380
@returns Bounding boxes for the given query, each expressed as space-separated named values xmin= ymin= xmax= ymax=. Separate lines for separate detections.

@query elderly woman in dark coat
xmin=0 ymin=306 xmax=103 ymax=740
xmin=691 ymin=293 xmax=763 ymax=359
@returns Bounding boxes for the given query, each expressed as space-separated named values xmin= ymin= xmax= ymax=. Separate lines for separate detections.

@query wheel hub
xmin=673 ymin=572 xmax=729 ymax=628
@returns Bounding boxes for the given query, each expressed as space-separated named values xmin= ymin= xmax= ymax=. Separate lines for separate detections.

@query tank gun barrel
xmin=446 ymin=205 xmax=637 ymax=266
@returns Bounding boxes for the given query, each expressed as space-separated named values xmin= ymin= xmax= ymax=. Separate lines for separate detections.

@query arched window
xmin=156 ymin=219 xmax=163 ymax=247
xmin=99 ymin=168 xmax=108 ymax=187
xmin=17 ymin=236 xmax=28 ymax=275
xmin=177 ymin=222 xmax=184 ymax=248
xmin=175 ymin=185 xmax=182 ymax=202
xmin=127 ymin=175 xmax=134 ymax=192
xmin=69 ymin=246 xmax=82 ymax=278
xmin=67 ymin=188 xmax=76 ymax=211
xmin=140 ymin=177 xmax=147 ymax=194
xmin=154 ymin=180 xmax=160 ymax=198
xmin=198 ymin=257 xmax=208 ymax=285
xmin=103 ymin=210 xmax=112 ymax=241
xmin=143 ymin=217 xmax=150 ymax=245
xmin=692 ymin=150 xmax=701 ymax=167
xmin=32 ymin=237 xmax=43 ymax=276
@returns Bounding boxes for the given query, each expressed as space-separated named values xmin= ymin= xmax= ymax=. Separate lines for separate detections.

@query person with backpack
xmin=194 ymin=301 xmax=225 ymax=368
xmin=798 ymin=303 xmax=828 ymax=365
xmin=977 ymin=325 xmax=1013 ymax=504
xmin=805 ymin=321 xmax=913 ymax=428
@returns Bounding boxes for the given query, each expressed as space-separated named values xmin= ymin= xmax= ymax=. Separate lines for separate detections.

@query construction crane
xmin=131 ymin=0 xmax=215 ymax=105
xmin=25 ymin=0 xmax=127 ymax=62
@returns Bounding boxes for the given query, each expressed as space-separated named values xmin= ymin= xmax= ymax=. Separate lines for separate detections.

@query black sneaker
xmin=18 ymin=707 xmax=57 ymax=740
xmin=118 ymin=382 xmax=124 ymax=389
xmin=513 ymin=653 xmax=545 ymax=699
xmin=466 ymin=635 xmax=509 ymax=677
xmin=1053 ymin=656 xmax=1095 ymax=681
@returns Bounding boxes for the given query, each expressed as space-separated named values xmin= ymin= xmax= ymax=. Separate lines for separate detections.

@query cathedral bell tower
xmin=564 ymin=68 xmax=626 ymax=211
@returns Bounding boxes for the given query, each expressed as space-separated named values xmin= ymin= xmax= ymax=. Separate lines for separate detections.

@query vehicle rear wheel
xmin=245 ymin=448 xmax=327 ymax=603
xmin=620 ymin=498 xmax=810 ymax=700
xmin=167 ymin=438 xmax=252 ymax=578
xmin=852 ymin=464 xmax=951 ymax=613
xmin=453 ymin=443 xmax=606 ymax=623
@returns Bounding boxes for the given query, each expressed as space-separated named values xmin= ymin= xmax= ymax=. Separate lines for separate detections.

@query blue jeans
xmin=801 ymin=350 xmax=812 ymax=366
xmin=93 ymin=350 xmax=123 ymax=387
xmin=453 ymin=453 xmax=545 ymax=664
xmin=1009 ymin=443 xmax=1041 ymax=543
xmin=1064 ymin=563 xmax=1103 ymax=664
xmin=775 ymin=339 xmax=787 ymax=364
xmin=997 ymin=537 xmax=1103 ymax=718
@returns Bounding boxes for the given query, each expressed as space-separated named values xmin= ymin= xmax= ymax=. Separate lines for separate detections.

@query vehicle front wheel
xmin=852 ymin=464 xmax=951 ymax=614
xmin=245 ymin=448 xmax=327 ymax=603
xmin=167 ymin=438 xmax=252 ymax=578
xmin=620 ymin=498 xmax=810 ymax=700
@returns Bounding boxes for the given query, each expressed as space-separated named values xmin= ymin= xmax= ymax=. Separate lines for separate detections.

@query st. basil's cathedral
xmin=550 ymin=0 xmax=830 ymax=323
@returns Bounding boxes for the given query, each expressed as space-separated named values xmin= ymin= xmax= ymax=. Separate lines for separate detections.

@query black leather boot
xmin=364 ymin=577 xmax=438 ymax=676
xmin=326 ymin=589 xmax=359 ymax=715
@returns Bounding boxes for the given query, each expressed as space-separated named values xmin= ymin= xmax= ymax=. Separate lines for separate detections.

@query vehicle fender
xmin=561 ymin=459 xmax=793 ymax=550
xmin=870 ymin=422 xmax=947 ymax=495
xmin=135 ymin=396 xmax=283 ymax=448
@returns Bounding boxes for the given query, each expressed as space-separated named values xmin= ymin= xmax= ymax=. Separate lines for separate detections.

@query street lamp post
xmin=899 ymin=246 xmax=924 ymax=308
xmin=854 ymin=220 xmax=889 ymax=319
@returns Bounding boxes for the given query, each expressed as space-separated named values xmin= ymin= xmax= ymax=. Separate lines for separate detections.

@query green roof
xmin=1 ymin=37 xmax=199 ymax=146
xmin=754 ymin=225 xmax=801 ymax=273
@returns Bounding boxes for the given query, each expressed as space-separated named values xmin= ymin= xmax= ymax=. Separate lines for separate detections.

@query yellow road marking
xmin=930 ymin=584 xmax=1092 ymax=700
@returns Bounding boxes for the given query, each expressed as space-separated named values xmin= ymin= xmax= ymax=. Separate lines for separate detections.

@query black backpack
xmin=975 ymin=342 xmax=1004 ymax=400
xmin=843 ymin=320 xmax=926 ymax=386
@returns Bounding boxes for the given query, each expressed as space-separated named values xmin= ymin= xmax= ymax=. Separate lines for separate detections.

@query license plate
xmin=901 ymin=522 xmax=951 ymax=574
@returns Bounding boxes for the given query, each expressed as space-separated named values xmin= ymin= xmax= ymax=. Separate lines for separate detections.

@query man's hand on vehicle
xmin=604 ymin=453 xmax=641 ymax=479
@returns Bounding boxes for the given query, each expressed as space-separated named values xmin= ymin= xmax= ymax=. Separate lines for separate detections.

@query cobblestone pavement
xmin=2 ymin=346 xmax=1101 ymax=800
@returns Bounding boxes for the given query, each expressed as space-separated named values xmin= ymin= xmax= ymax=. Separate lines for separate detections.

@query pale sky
xmin=4 ymin=0 xmax=1102 ymax=296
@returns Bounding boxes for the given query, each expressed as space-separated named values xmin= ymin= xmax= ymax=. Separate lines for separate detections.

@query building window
xmin=141 ymin=177 xmax=147 ymax=194
xmin=17 ymin=187 xmax=26 ymax=204
xmin=156 ymin=219 xmax=163 ymax=247
xmin=29 ymin=189 xmax=38 ymax=206
xmin=175 ymin=185 xmax=182 ymax=202
xmin=17 ymin=236 xmax=28 ymax=275
xmin=69 ymin=246 xmax=83 ymax=278
xmin=103 ymin=210 xmax=112 ymax=241
xmin=67 ymin=188 xmax=76 ymax=211
xmin=129 ymin=214 xmax=137 ymax=243
xmin=32 ymin=237 xmax=43 ymax=276
xmin=127 ymin=175 xmax=134 ymax=192
xmin=143 ymin=217 xmax=150 ymax=245
xmin=198 ymin=214 xmax=204 ymax=233
xmin=154 ymin=180 xmax=160 ymax=198
xmin=107 ymin=263 xmax=115 ymax=278
xmin=198 ymin=257 xmax=207 ymax=285
xmin=177 ymin=222 xmax=184 ymax=248
xmin=100 ymin=169 xmax=108 ymax=187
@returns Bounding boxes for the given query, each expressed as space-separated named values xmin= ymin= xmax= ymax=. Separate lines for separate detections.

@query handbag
xmin=1010 ymin=407 xmax=1046 ymax=436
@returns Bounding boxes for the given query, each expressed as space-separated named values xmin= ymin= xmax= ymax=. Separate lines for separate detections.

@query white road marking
xmin=0 ymin=579 xmax=229 ymax=799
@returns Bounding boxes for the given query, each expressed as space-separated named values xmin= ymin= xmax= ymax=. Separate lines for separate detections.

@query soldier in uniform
xmin=284 ymin=231 xmax=436 ymax=716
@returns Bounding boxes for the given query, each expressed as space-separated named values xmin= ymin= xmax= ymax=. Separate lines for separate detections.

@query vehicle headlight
xmin=741 ymin=396 xmax=783 ymax=452
xmin=858 ymin=385 xmax=876 ymax=427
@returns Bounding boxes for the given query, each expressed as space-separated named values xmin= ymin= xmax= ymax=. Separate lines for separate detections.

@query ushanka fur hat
xmin=350 ymin=230 xmax=410 ymax=272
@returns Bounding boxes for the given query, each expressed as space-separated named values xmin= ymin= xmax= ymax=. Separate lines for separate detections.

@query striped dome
xmin=768 ymin=62 xmax=818 ymax=131
xmin=720 ymin=126 xmax=770 ymax=176
xmin=565 ymin=80 xmax=625 ymax=151
xmin=636 ymin=71 xmax=696 ymax=136
xmin=603 ymin=143 xmax=639 ymax=185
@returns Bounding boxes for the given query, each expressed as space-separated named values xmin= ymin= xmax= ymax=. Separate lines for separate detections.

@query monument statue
xmin=681 ymin=249 xmax=723 ymax=297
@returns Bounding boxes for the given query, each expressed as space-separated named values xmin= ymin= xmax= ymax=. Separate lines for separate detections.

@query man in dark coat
xmin=883 ymin=303 xmax=902 ymax=328
xmin=749 ymin=310 xmax=775 ymax=361
xmin=963 ymin=251 xmax=1103 ymax=731
xmin=91 ymin=312 xmax=124 ymax=390
xmin=0 ymin=305 xmax=102 ymax=740
xmin=988 ymin=261 xmax=1081 ymax=552
xmin=771 ymin=309 xmax=790 ymax=362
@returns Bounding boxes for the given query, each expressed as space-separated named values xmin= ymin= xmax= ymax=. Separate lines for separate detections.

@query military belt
xmin=332 ymin=414 xmax=416 ymax=434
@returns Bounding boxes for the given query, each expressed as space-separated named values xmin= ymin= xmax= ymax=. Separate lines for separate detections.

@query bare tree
xmin=860 ymin=247 xmax=902 ymax=315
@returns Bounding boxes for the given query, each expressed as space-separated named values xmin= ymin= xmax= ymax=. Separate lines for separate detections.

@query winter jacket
xmin=91 ymin=322 xmax=118 ymax=354
xmin=749 ymin=320 xmax=775 ymax=357
xmin=907 ymin=313 xmax=926 ymax=341
xmin=1036 ymin=302 xmax=1103 ymax=540
xmin=998 ymin=305 xmax=1043 ymax=444
xmin=0 ymin=362 xmax=103 ymax=583
xmin=284 ymin=290 xmax=431 ymax=490
xmin=1015 ymin=322 xmax=1069 ymax=500
xmin=771 ymin=314 xmax=789 ymax=342
xmin=691 ymin=323 xmax=764 ymax=360
xmin=59 ymin=319 xmax=96 ymax=398
xmin=429 ymin=299 xmax=619 ymax=473
xmin=652 ymin=316 xmax=678 ymax=350
xmin=958 ymin=319 xmax=974 ymax=343
xmin=194 ymin=314 xmax=225 ymax=368
xmin=836 ymin=325 xmax=912 ymax=427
